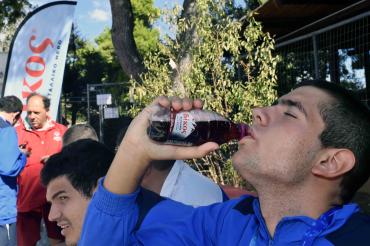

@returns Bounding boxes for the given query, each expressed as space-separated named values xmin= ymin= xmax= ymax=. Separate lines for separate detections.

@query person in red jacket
xmin=16 ymin=93 xmax=66 ymax=246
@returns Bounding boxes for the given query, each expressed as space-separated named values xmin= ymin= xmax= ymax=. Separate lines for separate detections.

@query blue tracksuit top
xmin=0 ymin=117 xmax=27 ymax=225
xmin=79 ymin=179 xmax=370 ymax=246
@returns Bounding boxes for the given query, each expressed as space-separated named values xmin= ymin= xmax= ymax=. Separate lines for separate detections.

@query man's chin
xmin=31 ymin=124 xmax=41 ymax=129
xmin=65 ymin=239 xmax=78 ymax=246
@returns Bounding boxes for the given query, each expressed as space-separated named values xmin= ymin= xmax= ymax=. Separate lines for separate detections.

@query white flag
xmin=2 ymin=1 xmax=77 ymax=120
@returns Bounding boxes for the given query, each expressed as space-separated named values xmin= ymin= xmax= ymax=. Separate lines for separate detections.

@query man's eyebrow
xmin=51 ymin=190 xmax=67 ymax=201
xmin=279 ymin=98 xmax=308 ymax=118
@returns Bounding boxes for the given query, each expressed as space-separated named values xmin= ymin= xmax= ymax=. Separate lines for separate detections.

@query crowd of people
xmin=0 ymin=79 xmax=370 ymax=246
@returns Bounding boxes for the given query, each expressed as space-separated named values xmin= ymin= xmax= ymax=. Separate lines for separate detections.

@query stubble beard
xmin=232 ymin=153 xmax=260 ymax=185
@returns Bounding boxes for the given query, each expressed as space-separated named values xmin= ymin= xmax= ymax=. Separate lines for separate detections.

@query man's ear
xmin=11 ymin=112 xmax=20 ymax=125
xmin=14 ymin=111 xmax=20 ymax=119
xmin=312 ymin=149 xmax=355 ymax=178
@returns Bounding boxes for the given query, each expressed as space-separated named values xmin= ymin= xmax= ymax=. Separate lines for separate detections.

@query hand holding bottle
xmin=147 ymin=107 xmax=249 ymax=146
xmin=104 ymin=96 xmax=220 ymax=195
xmin=121 ymin=96 xmax=219 ymax=159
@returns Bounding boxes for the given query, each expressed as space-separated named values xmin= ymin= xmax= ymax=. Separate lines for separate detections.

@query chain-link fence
xmin=275 ymin=12 xmax=370 ymax=105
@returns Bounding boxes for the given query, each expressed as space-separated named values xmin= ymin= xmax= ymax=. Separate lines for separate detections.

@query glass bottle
xmin=147 ymin=106 xmax=249 ymax=146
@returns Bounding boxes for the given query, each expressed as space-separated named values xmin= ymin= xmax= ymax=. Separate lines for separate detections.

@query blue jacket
xmin=80 ymin=179 xmax=370 ymax=245
xmin=0 ymin=117 xmax=26 ymax=225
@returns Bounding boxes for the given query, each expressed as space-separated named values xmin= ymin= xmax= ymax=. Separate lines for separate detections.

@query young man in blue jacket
xmin=41 ymin=139 xmax=194 ymax=246
xmin=80 ymin=80 xmax=370 ymax=245
xmin=0 ymin=96 xmax=27 ymax=246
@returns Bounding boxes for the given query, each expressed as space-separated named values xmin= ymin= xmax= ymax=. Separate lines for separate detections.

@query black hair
xmin=0 ymin=95 xmax=23 ymax=114
xmin=63 ymin=124 xmax=99 ymax=146
xmin=41 ymin=139 xmax=114 ymax=198
xmin=295 ymin=80 xmax=370 ymax=203
xmin=26 ymin=92 xmax=50 ymax=110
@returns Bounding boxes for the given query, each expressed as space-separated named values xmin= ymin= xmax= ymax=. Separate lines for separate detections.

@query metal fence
xmin=274 ymin=11 xmax=370 ymax=105
xmin=86 ymin=82 xmax=132 ymax=150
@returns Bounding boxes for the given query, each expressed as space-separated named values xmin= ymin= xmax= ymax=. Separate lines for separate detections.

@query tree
xmin=0 ymin=1 xmax=31 ymax=51
xmin=62 ymin=26 xmax=130 ymax=125
xmin=109 ymin=0 xmax=160 ymax=82
xmin=63 ymin=28 xmax=103 ymax=124
xmin=0 ymin=0 xmax=30 ymax=32
xmin=110 ymin=0 xmax=269 ymax=96
xmin=62 ymin=0 xmax=160 ymax=125
xmin=118 ymin=0 xmax=278 ymax=187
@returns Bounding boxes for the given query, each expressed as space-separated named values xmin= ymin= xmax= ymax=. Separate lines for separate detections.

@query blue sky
xmin=29 ymin=0 xmax=246 ymax=42
xmin=29 ymin=0 xmax=182 ymax=42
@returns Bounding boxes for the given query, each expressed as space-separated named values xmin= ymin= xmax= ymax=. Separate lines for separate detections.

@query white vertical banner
xmin=2 ymin=1 xmax=77 ymax=120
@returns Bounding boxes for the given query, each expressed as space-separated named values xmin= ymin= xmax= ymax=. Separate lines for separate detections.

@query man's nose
xmin=252 ymin=107 xmax=269 ymax=126
xmin=48 ymin=204 xmax=61 ymax=222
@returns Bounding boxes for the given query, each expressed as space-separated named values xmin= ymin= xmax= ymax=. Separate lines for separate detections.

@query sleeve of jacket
xmin=79 ymin=178 xmax=140 ymax=246
xmin=0 ymin=126 xmax=26 ymax=176
xmin=79 ymin=179 xmax=223 ymax=245
xmin=135 ymin=200 xmax=223 ymax=245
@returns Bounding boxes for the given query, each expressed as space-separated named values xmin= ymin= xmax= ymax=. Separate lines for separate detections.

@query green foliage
xmin=0 ymin=0 xmax=31 ymax=51
xmin=132 ymin=0 xmax=161 ymax=54
xmin=126 ymin=0 xmax=278 ymax=187
xmin=0 ymin=0 xmax=30 ymax=32
xmin=276 ymin=46 xmax=365 ymax=97
xmin=63 ymin=0 xmax=160 ymax=123
xmin=63 ymin=28 xmax=127 ymax=124
xmin=131 ymin=0 xmax=160 ymax=26
xmin=95 ymin=28 xmax=128 ymax=82
xmin=133 ymin=19 xmax=160 ymax=54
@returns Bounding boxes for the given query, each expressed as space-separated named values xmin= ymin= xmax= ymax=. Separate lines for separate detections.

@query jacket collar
xmin=0 ymin=115 xmax=11 ymax=127
xmin=233 ymin=196 xmax=359 ymax=243
xmin=23 ymin=118 xmax=56 ymax=131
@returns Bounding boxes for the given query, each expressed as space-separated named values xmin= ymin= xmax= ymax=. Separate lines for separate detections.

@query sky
xmin=29 ymin=0 xmax=246 ymax=42
xmin=29 ymin=0 xmax=182 ymax=42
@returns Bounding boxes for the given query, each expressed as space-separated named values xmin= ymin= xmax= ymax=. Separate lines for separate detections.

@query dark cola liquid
xmin=148 ymin=120 xmax=241 ymax=146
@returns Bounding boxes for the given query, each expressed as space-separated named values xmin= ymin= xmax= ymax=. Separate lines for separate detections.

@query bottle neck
xmin=237 ymin=123 xmax=249 ymax=140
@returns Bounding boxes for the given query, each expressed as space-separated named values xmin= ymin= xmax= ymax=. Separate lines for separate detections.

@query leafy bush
xmin=125 ymin=0 xmax=278 ymax=188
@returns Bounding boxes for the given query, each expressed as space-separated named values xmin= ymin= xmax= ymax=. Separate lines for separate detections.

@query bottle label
xmin=170 ymin=111 xmax=196 ymax=139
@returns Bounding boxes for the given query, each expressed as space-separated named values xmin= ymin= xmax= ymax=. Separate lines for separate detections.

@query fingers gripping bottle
xmin=147 ymin=106 xmax=249 ymax=146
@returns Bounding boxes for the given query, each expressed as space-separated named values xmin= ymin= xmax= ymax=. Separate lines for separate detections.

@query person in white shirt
xmin=139 ymin=159 xmax=227 ymax=207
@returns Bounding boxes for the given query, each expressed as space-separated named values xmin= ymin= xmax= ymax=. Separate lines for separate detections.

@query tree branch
xmin=109 ymin=0 xmax=146 ymax=83
xmin=171 ymin=0 xmax=198 ymax=96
